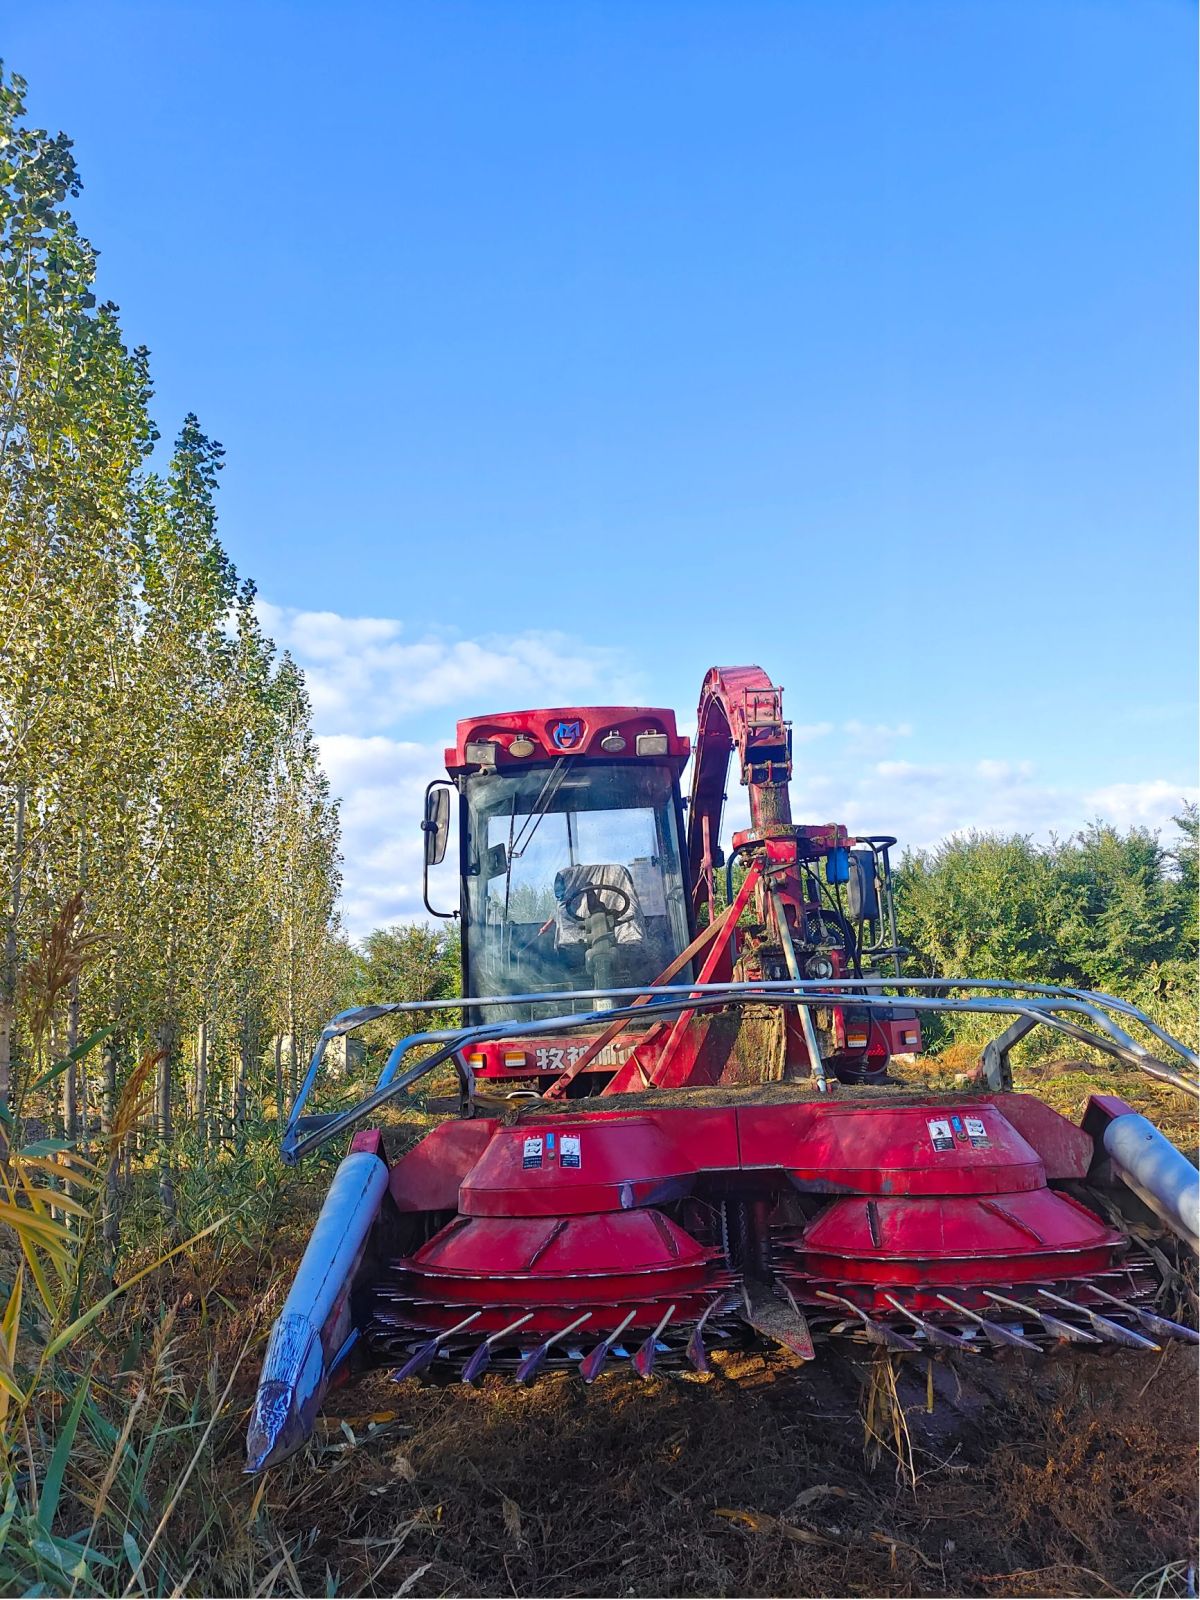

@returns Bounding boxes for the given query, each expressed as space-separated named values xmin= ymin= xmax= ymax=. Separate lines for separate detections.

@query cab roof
xmin=447 ymin=706 xmax=690 ymax=772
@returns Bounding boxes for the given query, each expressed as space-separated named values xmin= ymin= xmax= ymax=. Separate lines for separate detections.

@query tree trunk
xmin=156 ymin=1019 xmax=173 ymax=1144
xmin=273 ymin=1031 xmax=284 ymax=1124
xmin=196 ymin=1017 xmax=208 ymax=1148
xmin=235 ymin=1015 xmax=250 ymax=1149
xmin=61 ymin=971 xmax=80 ymax=1141
xmin=101 ymin=1039 xmax=120 ymax=1258
xmin=156 ymin=1018 xmax=177 ymax=1230
xmin=0 ymin=783 xmax=27 ymax=1114
xmin=288 ymin=935 xmax=298 ymax=1102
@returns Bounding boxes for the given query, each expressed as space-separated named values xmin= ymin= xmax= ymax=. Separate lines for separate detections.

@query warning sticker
xmin=522 ymin=1136 xmax=544 ymax=1170
xmin=560 ymin=1134 xmax=582 ymax=1169
xmin=964 ymin=1115 xmax=990 ymax=1149
xmin=927 ymin=1118 xmax=954 ymax=1153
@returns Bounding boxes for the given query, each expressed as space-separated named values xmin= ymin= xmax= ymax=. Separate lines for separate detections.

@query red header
xmin=446 ymin=706 xmax=690 ymax=772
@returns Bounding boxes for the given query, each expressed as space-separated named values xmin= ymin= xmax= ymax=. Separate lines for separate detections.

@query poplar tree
xmin=0 ymin=66 xmax=344 ymax=1163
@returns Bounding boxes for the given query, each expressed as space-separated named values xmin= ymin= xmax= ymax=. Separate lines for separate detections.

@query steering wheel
xmin=561 ymin=882 xmax=633 ymax=924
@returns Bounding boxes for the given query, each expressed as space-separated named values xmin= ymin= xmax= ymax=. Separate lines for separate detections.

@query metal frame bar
xmin=769 ymin=885 xmax=828 ymax=1092
xmin=644 ymin=860 xmax=766 ymax=1091
xmin=280 ymin=977 xmax=1199 ymax=1164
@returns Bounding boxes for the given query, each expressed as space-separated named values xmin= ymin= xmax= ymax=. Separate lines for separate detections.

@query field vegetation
xmin=0 ymin=63 xmax=1196 ymax=1599
xmin=895 ymin=818 xmax=1198 ymax=1057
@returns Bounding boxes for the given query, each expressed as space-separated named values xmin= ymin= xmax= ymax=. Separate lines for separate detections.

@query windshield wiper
xmin=501 ymin=757 xmax=576 ymax=922
xmin=508 ymin=757 xmax=575 ymax=860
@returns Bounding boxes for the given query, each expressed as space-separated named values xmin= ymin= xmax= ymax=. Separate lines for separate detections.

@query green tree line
xmin=0 ymin=67 xmax=344 ymax=1192
xmin=894 ymin=809 xmax=1198 ymax=1050
xmin=3 ymin=53 xmax=1194 ymax=1162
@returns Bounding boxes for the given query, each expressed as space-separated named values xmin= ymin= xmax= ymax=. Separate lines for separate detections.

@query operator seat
xmin=552 ymin=863 xmax=646 ymax=949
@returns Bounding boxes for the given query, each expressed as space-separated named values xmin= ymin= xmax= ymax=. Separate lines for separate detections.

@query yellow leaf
xmin=246 ymin=1476 xmax=267 ymax=1527
xmin=13 ymin=1155 xmax=100 ymax=1190
xmin=0 ymin=1201 xmax=73 ymax=1244
xmin=0 ymin=1264 xmax=23 ymax=1425
xmin=15 ymin=1187 xmax=93 ymax=1219
xmin=21 ymin=1239 xmax=60 ymax=1316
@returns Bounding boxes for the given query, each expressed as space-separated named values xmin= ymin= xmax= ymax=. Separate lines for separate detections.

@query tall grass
xmin=0 ymin=1041 xmax=251 ymax=1596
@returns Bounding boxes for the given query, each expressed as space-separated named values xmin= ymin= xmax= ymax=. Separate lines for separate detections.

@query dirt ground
xmin=157 ymin=1062 xmax=1199 ymax=1599
xmin=227 ymin=1331 xmax=1197 ymax=1599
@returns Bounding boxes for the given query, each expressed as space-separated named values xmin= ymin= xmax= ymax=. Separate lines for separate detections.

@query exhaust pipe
xmin=1103 ymin=1112 xmax=1199 ymax=1254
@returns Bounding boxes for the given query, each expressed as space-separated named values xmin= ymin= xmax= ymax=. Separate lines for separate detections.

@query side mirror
xmin=422 ymin=784 xmax=451 ymax=866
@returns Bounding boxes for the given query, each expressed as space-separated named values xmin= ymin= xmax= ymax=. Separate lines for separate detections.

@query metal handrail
xmin=365 ymin=990 xmax=1186 ymax=1097
xmin=280 ymin=977 xmax=1199 ymax=1163
xmin=293 ymin=978 xmax=1198 ymax=1061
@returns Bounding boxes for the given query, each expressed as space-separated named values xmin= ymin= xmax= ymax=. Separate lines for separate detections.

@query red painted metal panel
xmin=1085 ymin=1094 xmax=1136 ymax=1120
xmin=470 ymin=1035 xmax=616 ymax=1080
xmin=737 ymin=1101 xmax=1046 ymax=1195
xmin=688 ymin=666 xmax=793 ymax=896
xmin=982 ymin=1093 xmax=1094 ymax=1179
xmin=458 ymin=1108 xmax=739 ymax=1217
xmin=798 ymin=1189 xmax=1121 ymax=1261
xmin=387 ymin=1119 xmax=497 ymax=1212
xmin=416 ymin=1209 xmax=711 ymax=1276
xmin=376 ymin=1208 xmax=728 ymax=1336
xmin=782 ymin=1187 xmax=1126 ymax=1291
xmin=875 ymin=1017 xmax=924 ymax=1055
xmin=367 ymin=1094 xmax=1152 ymax=1353
xmin=446 ymin=706 xmax=689 ymax=770
xmin=390 ymin=1099 xmax=1090 ymax=1223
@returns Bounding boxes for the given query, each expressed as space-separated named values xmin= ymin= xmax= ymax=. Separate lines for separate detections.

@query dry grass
xmin=157 ymin=1263 xmax=1199 ymax=1599
xmin=12 ymin=1057 xmax=1199 ymax=1598
xmin=130 ymin=1060 xmax=1198 ymax=1599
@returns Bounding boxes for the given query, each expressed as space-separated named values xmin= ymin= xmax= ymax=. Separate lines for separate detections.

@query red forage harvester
xmin=248 ymin=665 xmax=1199 ymax=1471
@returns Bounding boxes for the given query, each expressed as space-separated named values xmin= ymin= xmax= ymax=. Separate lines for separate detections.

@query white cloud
xmin=324 ymin=736 xmax=1196 ymax=938
xmin=834 ymin=762 xmax=1069 ymax=847
xmin=722 ymin=756 xmax=1195 ymax=869
xmin=317 ymin=734 xmax=446 ymax=936
xmin=1081 ymin=780 xmax=1198 ymax=830
xmin=839 ymin=720 xmax=914 ymax=758
xmin=260 ymin=600 xmax=1198 ymax=938
xmin=792 ymin=762 xmax=1196 ymax=857
xmin=842 ymin=719 xmax=913 ymax=739
xmin=262 ymin=603 xmax=647 ymax=936
xmin=321 ymin=727 xmax=1197 ymax=938
xmin=793 ymin=721 xmax=836 ymax=743
xmin=258 ymin=601 xmax=642 ymax=735
xmin=873 ymin=759 xmax=927 ymax=782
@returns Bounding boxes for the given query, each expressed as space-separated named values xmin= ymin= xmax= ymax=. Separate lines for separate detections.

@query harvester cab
xmin=248 ymin=665 xmax=1199 ymax=1473
xmin=426 ymin=669 xmax=916 ymax=1087
xmin=437 ymin=705 xmax=694 ymax=1024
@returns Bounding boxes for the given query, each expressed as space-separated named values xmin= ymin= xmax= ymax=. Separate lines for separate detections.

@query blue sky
xmin=8 ymin=1 xmax=1197 ymax=933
